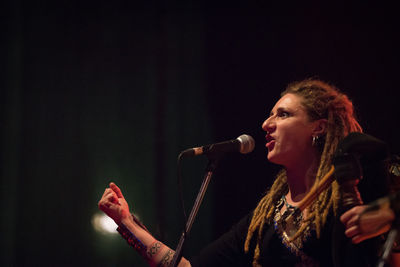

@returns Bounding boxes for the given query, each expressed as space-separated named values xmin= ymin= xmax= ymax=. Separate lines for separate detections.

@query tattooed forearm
xmin=147 ymin=241 xmax=162 ymax=259
xmin=158 ymin=249 xmax=174 ymax=267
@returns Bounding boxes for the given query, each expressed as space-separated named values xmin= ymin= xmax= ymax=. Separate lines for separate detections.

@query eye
xmin=278 ymin=110 xmax=291 ymax=118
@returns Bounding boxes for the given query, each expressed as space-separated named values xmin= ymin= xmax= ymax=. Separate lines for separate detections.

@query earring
xmin=312 ymin=135 xmax=319 ymax=146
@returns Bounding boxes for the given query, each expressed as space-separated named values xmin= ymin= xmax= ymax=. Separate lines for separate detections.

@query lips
xmin=265 ymin=135 xmax=275 ymax=150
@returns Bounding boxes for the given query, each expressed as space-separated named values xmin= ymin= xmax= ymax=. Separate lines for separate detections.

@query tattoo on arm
xmin=147 ymin=241 xmax=162 ymax=259
xmin=158 ymin=249 xmax=174 ymax=267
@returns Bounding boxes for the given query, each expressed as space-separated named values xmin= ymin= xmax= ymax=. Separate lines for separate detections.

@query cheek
xmin=277 ymin=136 xmax=298 ymax=156
xmin=279 ymin=124 xmax=312 ymax=149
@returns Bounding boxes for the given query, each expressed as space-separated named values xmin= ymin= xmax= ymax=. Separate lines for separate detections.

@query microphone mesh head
xmin=237 ymin=134 xmax=255 ymax=154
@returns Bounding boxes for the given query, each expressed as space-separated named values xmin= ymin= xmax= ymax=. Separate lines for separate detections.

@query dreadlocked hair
xmin=244 ymin=79 xmax=363 ymax=267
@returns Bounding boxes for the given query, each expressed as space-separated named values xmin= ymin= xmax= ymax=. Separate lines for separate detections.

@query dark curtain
xmin=2 ymin=1 xmax=213 ymax=266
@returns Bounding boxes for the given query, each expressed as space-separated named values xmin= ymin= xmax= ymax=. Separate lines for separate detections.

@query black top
xmin=190 ymin=211 xmax=382 ymax=267
xmin=190 ymin=158 xmax=389 ymax=267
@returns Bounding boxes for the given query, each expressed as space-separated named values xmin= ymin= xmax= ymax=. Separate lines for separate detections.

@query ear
xmin=312 ymin=119 xmax=328 ymax=136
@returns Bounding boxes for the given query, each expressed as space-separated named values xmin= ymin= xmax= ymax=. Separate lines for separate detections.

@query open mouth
xmin=266 ymin=135 xmax=275 ymax=150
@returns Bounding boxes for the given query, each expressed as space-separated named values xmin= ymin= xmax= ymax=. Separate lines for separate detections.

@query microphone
xmin=180 ymin=134 xmax=255 ymax=157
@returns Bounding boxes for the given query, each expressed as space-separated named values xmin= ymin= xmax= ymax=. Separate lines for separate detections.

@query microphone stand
xmin=377 ymin=228 xmax=398 ymax=267
xmin=376 ymin=198 xmax=400 ymax=267
xmin=170 ymin=156 xmax=219 ymax=267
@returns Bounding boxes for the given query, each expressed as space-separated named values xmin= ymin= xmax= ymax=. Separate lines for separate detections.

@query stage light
xmin=92 ymin=212 xmax=118 ymax=234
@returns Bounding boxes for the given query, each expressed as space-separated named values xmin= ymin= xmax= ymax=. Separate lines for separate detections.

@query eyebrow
xmin=270 ymin=107 xmax=289 ymax=116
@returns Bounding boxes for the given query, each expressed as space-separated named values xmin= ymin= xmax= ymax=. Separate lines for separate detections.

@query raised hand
xmin=98 ymin=182 xmax=132 ymax=225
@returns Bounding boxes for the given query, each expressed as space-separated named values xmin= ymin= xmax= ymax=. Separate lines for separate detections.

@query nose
xmin=262 ymin=116 xmax=275 ymax=133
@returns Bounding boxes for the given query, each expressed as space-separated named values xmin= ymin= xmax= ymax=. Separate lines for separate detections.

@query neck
xmin=285 ymin=153 xmax=320 ymax=203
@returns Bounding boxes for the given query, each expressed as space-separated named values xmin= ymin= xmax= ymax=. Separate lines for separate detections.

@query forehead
xmin=271 ymin=93 xmax=304 ymax=112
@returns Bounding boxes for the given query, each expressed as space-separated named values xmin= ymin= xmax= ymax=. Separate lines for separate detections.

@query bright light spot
xmin=92 ymin=212 xmax=118 ymax=234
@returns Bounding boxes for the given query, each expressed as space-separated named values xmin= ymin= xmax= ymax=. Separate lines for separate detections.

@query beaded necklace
xmin=273 ymin=195 xmax=317 ymax=265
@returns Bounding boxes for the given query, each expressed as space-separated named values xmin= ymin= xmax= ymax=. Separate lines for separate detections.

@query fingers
xmin=350 ymin=226 xmax=389 ymax=244
xmin=340 ymin=205 xmax=393 ymax=244
xmin=340 ymin=206 xmax=366 ymax=225
xmin=351 ymin=234 xmax=365 ymax=244
xmin=346 ymin=213 xmax=359 ymax=229
xmin=110 ymin=182 xmax=124 ymax=199
xmin=345 ymin=225 xmax=359 ymax=238
xmin=340 ymin=206 xmax=368 ymax=244
xmin=344 ymin=223 xmax=368 ymax=244
xmin=105 ymin=188 xmax=119 ymax=204
xmin=340 ymin=208 xmax=354 ymax=224
xmin=98 ymin=188 xmax=119 ymax=211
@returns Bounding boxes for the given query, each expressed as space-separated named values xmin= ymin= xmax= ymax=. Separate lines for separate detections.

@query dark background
xmin=2 ymin=1 xmax=400 ymax=266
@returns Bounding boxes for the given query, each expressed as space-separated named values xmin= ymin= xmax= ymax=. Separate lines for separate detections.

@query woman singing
xmin=99 ymin=79 xmax=389 ymax=266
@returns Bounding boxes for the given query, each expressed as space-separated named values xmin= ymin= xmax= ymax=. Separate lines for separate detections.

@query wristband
xmin=117 ymin=223 xmax=147 ymax=257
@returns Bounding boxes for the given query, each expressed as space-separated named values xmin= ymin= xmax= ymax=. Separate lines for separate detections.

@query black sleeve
xmin=190 ymin=213 xmax=253 ymax=267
